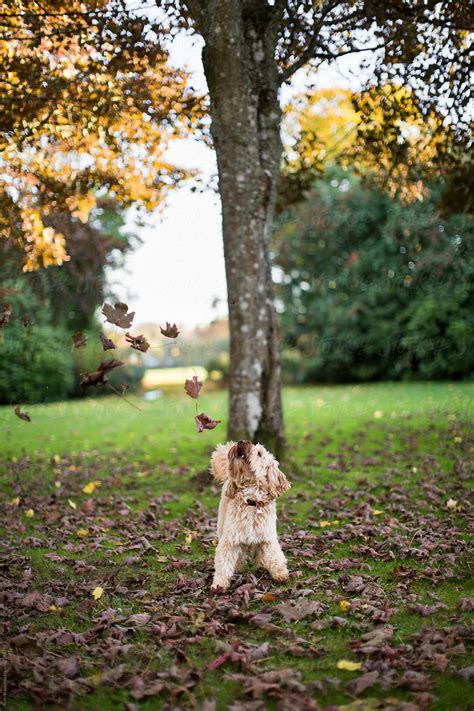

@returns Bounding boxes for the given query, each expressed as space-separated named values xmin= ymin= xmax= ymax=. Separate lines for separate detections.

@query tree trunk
xmin=200 ymin=2 xmax=284 ymax=452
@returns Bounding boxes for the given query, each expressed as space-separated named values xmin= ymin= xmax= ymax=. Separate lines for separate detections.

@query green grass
xmin=1 ymin=382 xmax=473 ymax=710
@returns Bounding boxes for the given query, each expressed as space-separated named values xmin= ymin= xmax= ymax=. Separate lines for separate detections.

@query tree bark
xmin=198 ymin=1 xmax=285 ymax=452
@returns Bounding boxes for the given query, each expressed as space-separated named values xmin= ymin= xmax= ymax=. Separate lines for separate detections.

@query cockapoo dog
xmin=210 ymin=440 xmax=291 ymax=591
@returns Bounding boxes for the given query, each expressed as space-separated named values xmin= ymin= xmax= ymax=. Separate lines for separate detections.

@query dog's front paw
xmin=211 ymin=578 xmax=230 ymax=593
xmin=271 ymin=567 xmax=289 ymax=584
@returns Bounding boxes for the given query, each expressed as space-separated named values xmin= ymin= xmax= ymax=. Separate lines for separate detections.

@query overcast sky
xmin=114 ymin=32 xmax=368 ymax=329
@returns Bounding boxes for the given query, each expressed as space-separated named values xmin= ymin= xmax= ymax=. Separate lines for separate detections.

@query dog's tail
xmin=210 ymin=442 xmax=233 ymax=483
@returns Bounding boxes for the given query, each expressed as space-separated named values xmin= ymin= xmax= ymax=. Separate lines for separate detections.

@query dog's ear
xmin=225 ymin=479 xmax=238 ymax=499
xmin=210 ymin=442 xmax=233 ymax=483
xmin=267 ymin=463 xmax=291 ymax=498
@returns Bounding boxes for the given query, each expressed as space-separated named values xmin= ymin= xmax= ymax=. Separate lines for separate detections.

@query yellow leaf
xmin=92 ymin=586 xmax=104 ymax=600
xmin=185 ymin=534 xmax=193 ymax=545
xmin=25 ymin=508 xmax=34 ymax=518
xmin=339 ymin=600 xmax=351 ymax=613
xmin=337 ymin=660 xmax=362 ymax=671
xmin=76 ymin=528 xmax=89 ymax=538
xmin=373 ymin=410 xmax=383 ymax=419
xmin=373 ymin=510 xmax=383 ymax=516
xmin=49 ymin=604 xmax=58 ymax=612
xmin=319 ymin=520 xmax=331 ymax=528
xmin=9 ymin=496 xmax=20 ymax=506
xmin=83 ymin=480 xmax=101 ymax=495
xmin=54 ymin=481 xmax=61 ymax=489
xmin=68 ymin=499 xmax=77 ymax=510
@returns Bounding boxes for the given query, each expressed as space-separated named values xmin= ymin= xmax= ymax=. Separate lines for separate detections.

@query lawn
xmin=1 ymin=382 xmax=473 ymax=710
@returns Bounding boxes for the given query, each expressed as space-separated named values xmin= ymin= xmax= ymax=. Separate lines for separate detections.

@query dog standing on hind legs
xmin=210 ymin=440 xmax=291 ymax=592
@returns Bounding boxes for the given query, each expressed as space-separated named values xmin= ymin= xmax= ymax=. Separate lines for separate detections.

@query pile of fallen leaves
xmin=4 ymin=299 xmax=221 ymax=433
xmin=1 ymin=420 xmax=472 ymax=709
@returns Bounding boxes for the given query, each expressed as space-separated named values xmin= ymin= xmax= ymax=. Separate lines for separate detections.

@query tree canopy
xmin=0 ymin=0 xmax=204 ymax=270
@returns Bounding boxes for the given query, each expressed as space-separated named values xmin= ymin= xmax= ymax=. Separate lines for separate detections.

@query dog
xmin=210 ymin=440 xmax=291 ymax=591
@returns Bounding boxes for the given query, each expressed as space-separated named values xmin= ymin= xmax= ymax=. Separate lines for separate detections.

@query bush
xmin=274 ymin=168 xmax=474 ymax=382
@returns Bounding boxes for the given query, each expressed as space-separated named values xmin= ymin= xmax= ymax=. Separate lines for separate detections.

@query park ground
xmin=1 ymin=381 xmax=473 ymax=710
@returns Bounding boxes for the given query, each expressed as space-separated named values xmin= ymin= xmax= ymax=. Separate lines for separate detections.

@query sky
xmin=114 ymin=31 xmax=369 ymax=329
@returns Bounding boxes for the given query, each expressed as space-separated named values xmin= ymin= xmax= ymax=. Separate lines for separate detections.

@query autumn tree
xmin=2 ymin=0 xmax=471 ymax=449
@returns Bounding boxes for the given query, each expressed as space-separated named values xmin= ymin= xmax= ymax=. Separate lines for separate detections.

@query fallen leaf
xmin=184 ymin=375 xmax=202 ymax=399
xmin=347 ymin=671 xmax=379 ymax=695
xmin=9 ymin=496 xmax=20 ymax=506
xmin=339 ymin=600 xmax=351 ymax=612
xmin=337 ymin=660 xmax=362 ymax=671
xmin=25 ymin=508 xmax=34 ymax=518
xmin=160 ymin=322 xmax=180 ymax=338
xmin=76 ymin=528 xmax=89 ymax=538
xmin=125 ymin=332 xmax=150 ymax=352
xmin=102 ymin=302 xmax=135 ymax=329
xmin=82 ymin=480 xmax=101 ymax=495
xmin=72 ymin=331 xmax=87 ymax=348
xmin=68 ymin=499 xmax=77 ymax=510
xmin=195 ymin=412 xmax=221 ymax=432
xmin=262 ymin=592 xmax=279 ymax=603
xmin=14 ymin=405 xmax=31 ymax=422
xmin=92 ymin=586 xmax=104 ymax=600
xmin=275 ymin=599 xmax=326 ymax=622
xmin=100 ymin=332 xmax=116 ymax=350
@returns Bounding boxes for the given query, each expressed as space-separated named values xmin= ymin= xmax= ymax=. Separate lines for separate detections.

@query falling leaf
xmin=25 ymin=509 xmax=34 ymax=518
xmin=76 ymin=528 xmax=89 ymax=538
xmin=125 ymin=332 xmax=150 ymax=352
xmin=102 ymin=302 xmax=135 ymax=329
xmin=83 ymin=480 xmax=101 ymax=495
xmin=337 ymin=660 xmax=362 ymax=671
xmin=0 ymin=303 xmax=12 ymax=327
xmin=14 ymin=405 xmax=31 ymax=422
xmin=339 ymin=600 xmax=351 ymax=613
xmin=160 ymin=321 xmax=180 ymax=338
xmin=80 ymin=359 xmax=124 ymax=389
xmin=373 ymin=410 xmax=383 ymax=419
xmin=92 ymin=586 xmax=104 ymax=600
xmin=72 ymin=331 xmax=87 ymax=348
xmin=184 ymin=375 xmax=202 ymax=399
xmin=195 ymin=412 xmax=221 ymax=432
xmin=68 ymin=499 xmax=77 ymax=510
xmin=100 ymin=332 xmax=116 ymax=350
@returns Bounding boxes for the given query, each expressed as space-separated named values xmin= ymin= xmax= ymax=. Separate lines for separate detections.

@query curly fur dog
xmin=210 ymin=440 xmax=291 ymax=591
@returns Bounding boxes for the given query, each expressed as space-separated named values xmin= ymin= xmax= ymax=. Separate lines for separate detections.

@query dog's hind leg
xmin=255 ymin=541 xmax=289 ymax=583
xmin=212 ymin=540 xmax=241 ymax=591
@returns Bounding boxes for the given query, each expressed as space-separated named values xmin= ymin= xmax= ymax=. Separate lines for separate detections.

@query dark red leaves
xmin=72 ymin=331 xmax=87 ymax=349
xmin=102 ymin=302 xmax=135 ymax=329
xmin=184 ymin=375 xmax=202 ymax=399
xmin=100 ymin=332 xmax=116 ymax=351
xmin=125 ymin=332 xmax=150 ymax=353
xmin=195 ymin=412 xmax=221 ymax=432
xmin=14 ymin=405 xmax=31 ymax=422
xmin=80 ymin=359 xmax=124 ymax=389
xmin=160 ymin=322 xmax=180 ymax=338
xmin=0 ymin=303 xmax=12 ymax=327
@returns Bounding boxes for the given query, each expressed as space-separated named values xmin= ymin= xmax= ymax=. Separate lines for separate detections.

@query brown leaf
xmin=0 ymin=303 xmax=12 ymax=327
xmin=184 ymin=375 xmax=202 ymax=399
xmin=102 ymin=302 xmax=135 ymax=329
xmin=347 ymin=671 xmax=379 ymax=696
xmin=22 ymin=314 xmax=30 ymax=329
xmin=14 ymin=405 xmax=31 ymax=422
xmin=56 ymin=655 xmax=79 ymax=678
xmin=100 ymin=332 xmax=116 ymax=351
xmin=125 ymin=332 xmax=150 ymax=352
xmin=275 ymin=599 xmax=326 ymax=622
xmin=195 ymin=412 xmax=221 ymax=432
xmin=160 ymin=321 xmax=180 ymax=338
xmin=80 ymin=359 xmax=124 ymax=389
xmin=72 ymin=331 xmax=87 ymax=348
